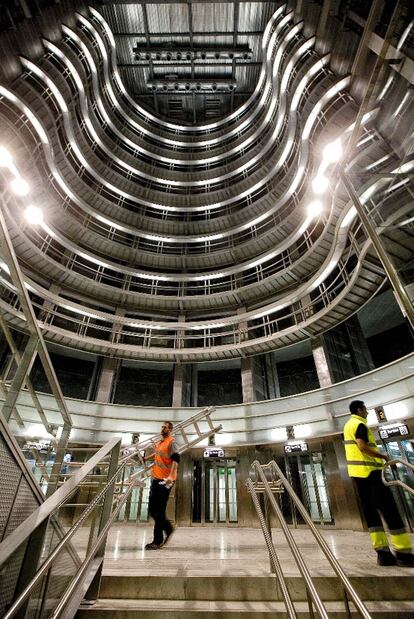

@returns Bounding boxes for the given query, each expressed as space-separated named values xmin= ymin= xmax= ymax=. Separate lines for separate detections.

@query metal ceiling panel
xmin=101 ymin=4 xmax=145 ymax=33
xmin=146 ymin=3 xmax=189 ymax=33
xmin=238 ymin=2 xmax=277 ymax=32
xmin=191 ymin=2 xmax=234 ymax=32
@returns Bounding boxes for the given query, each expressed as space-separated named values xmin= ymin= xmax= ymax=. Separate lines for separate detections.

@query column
xmin=241 ymin=357 xmax=254 ymax=403
xmin=95 ymin=357 xmax=119 ymax=403
xmin=238 ymin=307 xmax=254 ymax=403
xmin=311 ymin=336 xmax=333 ymax=388
xmin=95 ymin=308 xmax=125 ymax=402
xmin=172 ymin=363 xmax=184 ymax=408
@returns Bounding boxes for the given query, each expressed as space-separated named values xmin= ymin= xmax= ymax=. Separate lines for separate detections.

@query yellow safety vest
xmin=343 ymin=414 xmax=383 ymax=478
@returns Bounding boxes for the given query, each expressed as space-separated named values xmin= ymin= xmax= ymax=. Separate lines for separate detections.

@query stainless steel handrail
xmin=1 ymin=443 xmax=124 ymax=619
xmin=0 ymin=409 xmax=222 ymax=619
xmin=249 ymin=460 xmax=372 ymax=619
xmin=0 ymin=436 xmax=120 ymax=567
xmin=246 ymin=477 xmax=298 ymax=619
xmin=382 ymin=459 xmax=414 ymax=497
xmin=249 ymin=461 xmax=329 ymax=619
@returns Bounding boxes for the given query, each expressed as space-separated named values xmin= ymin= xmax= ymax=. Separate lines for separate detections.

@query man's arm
xmin=165 ymin=444 xmax=180 ymax=483
xmin=354 ymin=422 xmax=389 ymax=462
xmin=355 ymin=438 xmax=389 ymax=461
xmin=166 ymin=460 xmax=178 ymax=482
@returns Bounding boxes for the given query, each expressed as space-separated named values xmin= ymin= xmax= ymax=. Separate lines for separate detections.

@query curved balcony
xmin=4 ymin=353 xmax=414 ymax=445
xmin=0 ymin=3 xmax=411 ymax=364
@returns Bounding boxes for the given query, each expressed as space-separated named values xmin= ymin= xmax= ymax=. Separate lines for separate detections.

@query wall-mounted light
xmin=271 ymin=427 xmax=287 ymax=441
xmin=24 ymin=205 xmax=43 ymax=225
xmin=311 ymin=174 xmax=329 ymax=194
xmin=0 ymin=146 xmax=13 ymax=168
xmin=323 ymin=139 xmax=342 ymax=164
xmin=307 ymin=200 xmax=322 ymax=218
xmin=10 ymin=177 xmax=30 ymax=196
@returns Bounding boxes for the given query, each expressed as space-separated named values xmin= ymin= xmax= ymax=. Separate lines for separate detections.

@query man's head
xmin=161 ymin=421 xmax=173 ymax=437
xmin=349 ymin=400 xmax=367 ymax=417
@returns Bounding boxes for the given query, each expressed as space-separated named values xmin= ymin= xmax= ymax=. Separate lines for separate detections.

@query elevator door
xmin=286 ymin=452 xmax=333 ymax=526
xmin=381 ymin=438 xmax=414 ymax=531
xmin=192 ymin=459 xmax=238 ymax=524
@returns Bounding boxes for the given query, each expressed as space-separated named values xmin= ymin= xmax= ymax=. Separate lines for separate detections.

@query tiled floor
xmin=95 ymin=525 xmax=414 ymax=577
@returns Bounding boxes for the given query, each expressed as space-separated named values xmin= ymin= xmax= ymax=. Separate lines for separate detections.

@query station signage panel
xmin=203 ymin=448 xmax=224 ymax=458
xmin=379 ymin=424 xmax=409 ymax=439
xmin=284 ymin=442 xmax=309 ymax=454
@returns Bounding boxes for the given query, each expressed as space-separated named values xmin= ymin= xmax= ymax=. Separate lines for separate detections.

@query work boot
xmin=145 ymin=542 xmax=161 ymax=550
xmin=163 ymin=526 xmax=175 ymax=547
xmin=376 ymin=550 xmax=397 ymax=566
xmin=395 ymin=551 xmax=414 ymax=567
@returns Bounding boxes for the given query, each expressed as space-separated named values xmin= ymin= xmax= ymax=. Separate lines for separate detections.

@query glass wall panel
xmin=197 ymin=369 xmax=242 ymax=406
xmin=113 ymin=365 xmax=173 ymax=406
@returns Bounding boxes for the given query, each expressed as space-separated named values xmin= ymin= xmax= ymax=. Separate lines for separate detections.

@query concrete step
xmin=76 ymin=598 xmax=414 ymax=619
xmin=97 ymin=573 xmax=414 ymax=603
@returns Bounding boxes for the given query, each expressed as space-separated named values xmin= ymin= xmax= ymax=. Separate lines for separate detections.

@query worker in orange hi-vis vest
xmin=144 ymin=421 xmax=180 ymax=550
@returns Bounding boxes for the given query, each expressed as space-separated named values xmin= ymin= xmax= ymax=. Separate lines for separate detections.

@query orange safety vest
xmin=152 ymin=436 xmax=177 ymax=481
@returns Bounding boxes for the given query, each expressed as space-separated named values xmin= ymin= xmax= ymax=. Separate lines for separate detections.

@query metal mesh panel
xmin=0 ymin=434 xmax=23 ymax=541
xmin=3 ymin=476 xmax=39 ymax=540
xmin=0 ymin=542 xmax=27 ymax=616
xmin=24 ymin=545 xmax=77 ymax=619
xmin=0 ymin=431 xmax=41 ymax=614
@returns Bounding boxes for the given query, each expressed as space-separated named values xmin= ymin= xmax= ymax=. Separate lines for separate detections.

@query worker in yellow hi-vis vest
xmin=344 ymin=400 xmax=414 ymax=567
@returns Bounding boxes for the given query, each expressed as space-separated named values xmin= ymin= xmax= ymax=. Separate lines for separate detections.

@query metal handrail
xmin=1 ymin=445 xmax=124 ymax=619
xmin=0 ymin=409 xmax=222 ymax=619
xmin=249 ymin=460 xmax=372 ymax=619
xmin=249 ymin=461 xmax=329 ymax=619
xmin=382 ymin=459 xmax=414 ymax=497
xmin=246 ymin=477 xmax=298 ymax=619
xmin=0 ymin=436 xmax=120 ymax=567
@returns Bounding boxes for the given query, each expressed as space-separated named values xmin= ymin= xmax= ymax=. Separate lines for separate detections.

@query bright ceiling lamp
xmin=307 ymin=200 xmax=322 ymax=218
xmin=312 ymin=174 xmax=329 ymax=194
xmin=24 ymin=205 xmax=43 ymax=225
xmin=0 ymin=146 xmax=13 ymax=167
xmin=323 ymin=138 xmax=342 ymax=164
xmin=10 ymin=177 xmax=30 ymax=196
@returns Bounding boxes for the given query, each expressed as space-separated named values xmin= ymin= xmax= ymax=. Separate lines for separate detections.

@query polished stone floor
xmin=97 ymin=525 xmax=414 ymax=577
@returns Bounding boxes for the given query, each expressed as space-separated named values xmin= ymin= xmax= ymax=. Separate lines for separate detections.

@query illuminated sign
xmin=379 ymin=424 xmax=409 ymax=439
xmin=284 ymin=442 xmax=309 ymax=454
xmin=203 ymin=448 xmax=224 ymax=458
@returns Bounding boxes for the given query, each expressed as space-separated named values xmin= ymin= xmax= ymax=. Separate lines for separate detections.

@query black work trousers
xmin=148 ymin=478 xmax=173 ymax=546
xmin=354 ymin=470 xmax=405 ymax=536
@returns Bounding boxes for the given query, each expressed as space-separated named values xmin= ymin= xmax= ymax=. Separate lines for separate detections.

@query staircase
xmin=76 ymin=527 xmax=414 ymax=619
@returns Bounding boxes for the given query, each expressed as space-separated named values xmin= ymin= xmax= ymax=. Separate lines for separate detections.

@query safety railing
xmin=247 ymin=460 xmax=372 ymax=619
xmin=382 ymin=459 xmax=414 ymax=497
xmin=0 ymin=407 xmax=221 ymax=619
